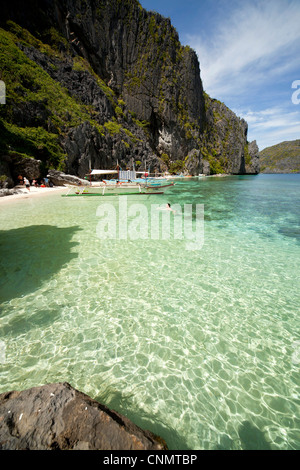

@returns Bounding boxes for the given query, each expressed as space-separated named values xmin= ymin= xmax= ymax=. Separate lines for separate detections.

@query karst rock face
xmin=0 ymin=382 xmax=167 ymax=450
xmin=0 ymin=0 xmax=259 ymax=182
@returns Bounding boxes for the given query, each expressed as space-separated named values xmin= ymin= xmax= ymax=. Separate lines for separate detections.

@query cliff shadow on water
xmin=0 ymin=225 xmax=80 ymax=304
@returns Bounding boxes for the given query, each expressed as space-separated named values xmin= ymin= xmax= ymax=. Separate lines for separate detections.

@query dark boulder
xmin=0 ymin=382 xmax=167 ymax=450
xmin=0 ymin=153 xmax=42 ymax=187
xmin=47 ymin=169 xmax=89 ymax=186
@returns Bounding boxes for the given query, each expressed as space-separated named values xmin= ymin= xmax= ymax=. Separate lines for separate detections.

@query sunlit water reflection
xmin=0 ymin=175 xmax=299 ymax=449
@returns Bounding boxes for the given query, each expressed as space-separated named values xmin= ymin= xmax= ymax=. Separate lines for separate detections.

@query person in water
xmin=166 ymin=203 xmax=176 ymax=213
xmin=157 ymin=203 xmax=176 ymax=213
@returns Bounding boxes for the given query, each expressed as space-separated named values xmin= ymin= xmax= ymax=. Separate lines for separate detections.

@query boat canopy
xmin=89 ymin=170 xmax=118 ymax=175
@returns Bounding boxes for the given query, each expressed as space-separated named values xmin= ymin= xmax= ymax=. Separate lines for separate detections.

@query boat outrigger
xmin=62 ymin=169 xmax=175 ymax=197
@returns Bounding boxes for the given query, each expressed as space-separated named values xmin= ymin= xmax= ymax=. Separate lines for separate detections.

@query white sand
xmin=0 ymin=185 xmax=68 ymax=204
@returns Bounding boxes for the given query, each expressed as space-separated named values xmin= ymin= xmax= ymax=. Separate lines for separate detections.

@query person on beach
xmin=24 ymin=177 xmax=30 ymax=190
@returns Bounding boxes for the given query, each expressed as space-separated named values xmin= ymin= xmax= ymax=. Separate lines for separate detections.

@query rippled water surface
xmin=0 ymin=174 xmax=299 ymax=449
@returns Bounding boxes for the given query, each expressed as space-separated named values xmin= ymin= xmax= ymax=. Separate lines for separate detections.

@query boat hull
xmin=62 ymin=191 xmax=165 ymax=197
xmin=62 ymin=182 xmax=173 ymax=197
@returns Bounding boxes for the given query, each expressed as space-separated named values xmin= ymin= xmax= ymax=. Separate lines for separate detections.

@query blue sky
xmin=139 ymin=0 xmax=300 ymax=150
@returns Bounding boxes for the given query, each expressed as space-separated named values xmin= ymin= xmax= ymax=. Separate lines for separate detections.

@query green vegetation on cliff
xmin=0 ymin=25 xmax=91 ymax=169
xmin=0 ymin=22 xmax=149 ymax=175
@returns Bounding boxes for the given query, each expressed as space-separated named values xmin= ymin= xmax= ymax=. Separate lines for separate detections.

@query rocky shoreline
xmin=0 ymin=382 xmax=168 ymax=450
xmin=0 ymin=170 xmax=88 ymax=199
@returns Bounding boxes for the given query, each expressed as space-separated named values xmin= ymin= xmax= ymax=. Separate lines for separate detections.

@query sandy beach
xmin=0 ymin=185 xmax=68 ymax=204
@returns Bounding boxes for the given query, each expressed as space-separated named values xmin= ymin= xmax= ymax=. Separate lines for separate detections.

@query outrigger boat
xmin=62 ymin=169 xmax=175 ymax=197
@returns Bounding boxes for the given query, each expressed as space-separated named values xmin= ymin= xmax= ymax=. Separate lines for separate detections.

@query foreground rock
xmin=0 ymin=382 xmax=167 ymax=450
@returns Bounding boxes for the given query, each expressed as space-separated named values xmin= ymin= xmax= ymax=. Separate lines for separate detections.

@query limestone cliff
xmin=0 ymin=0 xmax=259 ymax=186
xmin=201 ymin=96 xmax=260 ymax=175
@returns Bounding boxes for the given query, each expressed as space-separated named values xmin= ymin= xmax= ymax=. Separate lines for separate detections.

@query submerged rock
xmin=0 ymin=382 xmax=167 ymax=450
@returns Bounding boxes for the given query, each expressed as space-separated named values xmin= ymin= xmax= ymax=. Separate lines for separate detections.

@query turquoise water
xmin=0 ymin=174 xmax=299 ymax=450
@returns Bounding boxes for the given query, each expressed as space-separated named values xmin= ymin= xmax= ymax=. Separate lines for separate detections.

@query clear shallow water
xmin=0 ymin=174 xmax=299 ymax=450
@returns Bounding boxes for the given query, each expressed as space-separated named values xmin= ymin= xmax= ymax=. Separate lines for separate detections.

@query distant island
xmin=259 ymin=139 xmax=300 ymax=173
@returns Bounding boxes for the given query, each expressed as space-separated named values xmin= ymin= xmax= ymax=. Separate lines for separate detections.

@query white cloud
xmin=235 ymin=106 xmax=300 ymax=149
xmin=188 ymin=0 xmax=300 ymax=99
xmin=186 ymin=0 xmax=300 ymax=149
